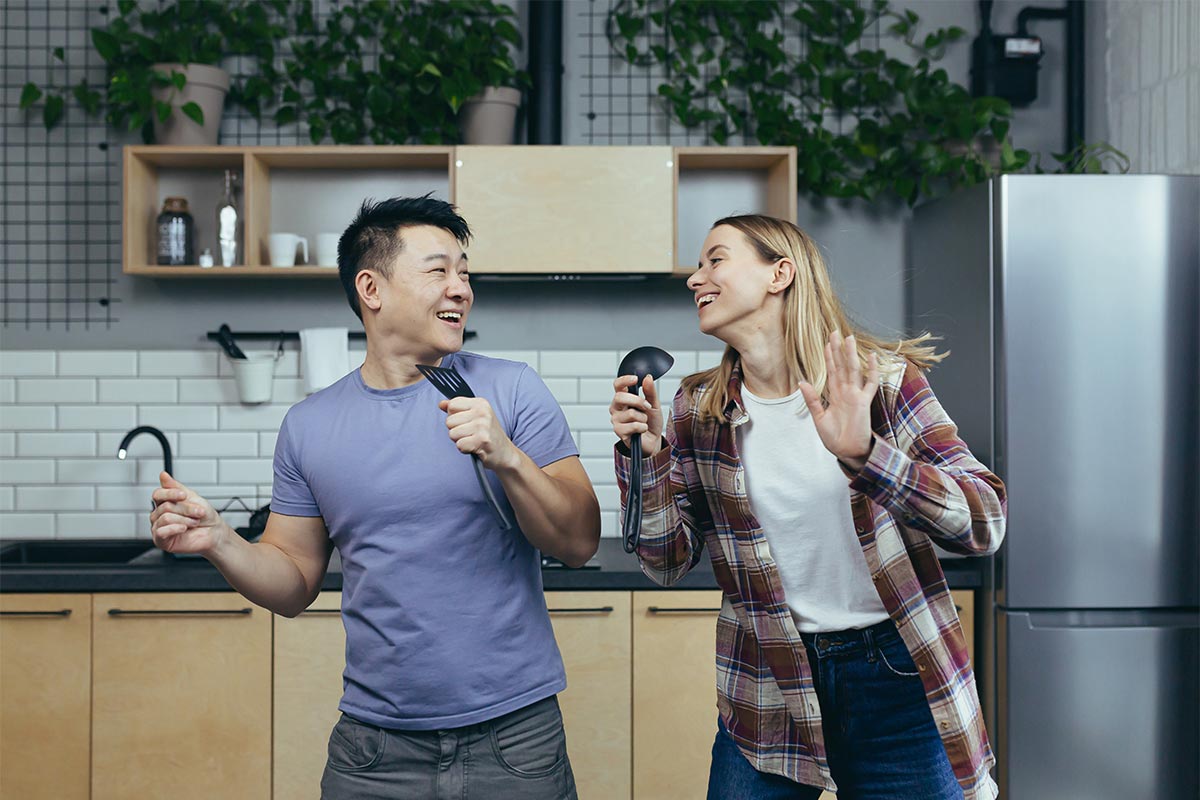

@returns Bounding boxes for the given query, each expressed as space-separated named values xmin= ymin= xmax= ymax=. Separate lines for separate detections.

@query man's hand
xmin=439 ymin=397 xmax=519 ymax=471
xmin=150 ymin=472 xmax=230 ymax=556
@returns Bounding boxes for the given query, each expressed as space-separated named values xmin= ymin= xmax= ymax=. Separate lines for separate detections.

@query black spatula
xmin=416 ymin=362 xmax=513 ymax=531
xmin=617 ymin=346 xmax=675 ymax=553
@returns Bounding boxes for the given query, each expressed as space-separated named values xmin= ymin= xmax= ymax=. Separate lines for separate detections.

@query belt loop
xmin=864 ymin=627 xmax=878 ymax=662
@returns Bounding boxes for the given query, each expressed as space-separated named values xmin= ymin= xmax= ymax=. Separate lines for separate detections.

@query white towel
xmin=300 ymin=327 xmax=349 ymax=395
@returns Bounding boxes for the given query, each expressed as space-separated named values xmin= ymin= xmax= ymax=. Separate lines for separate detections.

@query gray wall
xmin=2 ymin=0 xmax=1111 ymax=352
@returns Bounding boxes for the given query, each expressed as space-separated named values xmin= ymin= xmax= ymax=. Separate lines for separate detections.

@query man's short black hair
xmin=338 ymin=194 xmax=472 ymax=320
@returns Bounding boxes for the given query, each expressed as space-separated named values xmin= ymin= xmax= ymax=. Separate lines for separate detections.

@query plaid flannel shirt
xmin=615 ymin=358 xmax=1006 ymax=798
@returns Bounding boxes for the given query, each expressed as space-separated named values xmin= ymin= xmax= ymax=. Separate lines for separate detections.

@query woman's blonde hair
xmin=681 ymin=214 xmax=946 ymax=421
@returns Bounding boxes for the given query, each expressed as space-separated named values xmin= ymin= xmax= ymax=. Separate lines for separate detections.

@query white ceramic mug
xmin=268 ymin=233 xmax=309 ymax=267
xmin=315 ymin=233 xmax=340 ymax=268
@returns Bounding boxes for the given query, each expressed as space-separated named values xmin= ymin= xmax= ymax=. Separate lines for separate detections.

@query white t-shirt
xmin=736 ymin=385 xmax=890 ymax=633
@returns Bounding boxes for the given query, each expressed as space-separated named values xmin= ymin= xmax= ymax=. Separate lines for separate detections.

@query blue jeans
xmin=707 ymin=619 xmax=963 ymax=800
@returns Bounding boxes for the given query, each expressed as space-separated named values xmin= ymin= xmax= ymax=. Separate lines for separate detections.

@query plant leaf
xmin=19 ymin=83 xmax=42 ymax=109
xmin=181 ymin=102 xmax=205 ymax=126
xmin=43 ymin=94 xmax=64 ymax=128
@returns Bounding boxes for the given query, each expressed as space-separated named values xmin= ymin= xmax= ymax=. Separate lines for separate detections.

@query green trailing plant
xmin=608 ymin=0 xmax=1035 ymax=204
xmin=277 ymin=0 xmax=529 ymax=144
xmin=1033 ymin=141 xmax=1132 ymax=174
xmin=20 ymin=0 xmax=289 ymax=142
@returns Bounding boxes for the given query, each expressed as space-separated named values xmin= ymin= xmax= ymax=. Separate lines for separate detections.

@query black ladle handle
xmin=472 ymin=454 xmax=512 ymax=531
xmin=623 ymin=404 xmax=645 ymax=553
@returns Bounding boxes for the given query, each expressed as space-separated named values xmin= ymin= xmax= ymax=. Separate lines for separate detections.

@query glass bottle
xmin=156 ymin=197 xmax=194 ymax=265
xmin=216 ymin=170 xmax=240 ymax=267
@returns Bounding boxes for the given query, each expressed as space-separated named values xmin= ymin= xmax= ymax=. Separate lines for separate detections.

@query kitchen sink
xmin=0 ymin=540 xmax=157 ymax=567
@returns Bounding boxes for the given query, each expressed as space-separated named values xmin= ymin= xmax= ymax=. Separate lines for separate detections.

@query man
xmin=150 ymin=195 xmax=600 ymax=799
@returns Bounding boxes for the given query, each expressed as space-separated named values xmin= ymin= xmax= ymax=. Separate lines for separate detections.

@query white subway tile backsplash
xmin=139 ymin=350 xmax=219 ymax=377
xmin=0 ymin=459 xmax=55 ymax=485
xmin=17 ymin=486 xmax=93 ymax=511
xmin=600 ymin=511 xmax=620 ymax=539
xmin=1 ymin=405 xmax=56 ymax=430
xmin=542 ymin=378 xmax=579 ymax=404
xmin=137 ymin=459 xmax=218 ymax=486
xmin=578 ymin=431 xmax=618 ymax=457
xmin=0 ymin=432 xmax=12 ymax=458
xmin=0 ymin=351 xmax=55 ymax=376
xmin=594 ymin=484 xmax=621 ymax=511
xmin=16 ymin=378 xmax=95 ymax=404
xmin=578 ymin=378 xmax=616 ymax=404
xmin=98 ymin=379 xmax=177 ymax=403
xmin=258 ymin=432 xmax=278 ymax=457
xmin=0 ymin=380 xmax=14 ymax=404
xmin=178 ymin=377 xmax=240 ymax=404
xmin=475 ymin=350 xmax=539 ymax=369
xmin=218 ymin=404 xmax=289 ymax=431
xmin=696 ymin=350 xmax=726 ymax=370
xmin=56 ymin=512 xmax=139 ymax=538
xmin=95 ymin=485 xmax=157 ymax=512
xmin=540 ymin=350 xmax=618 ymax=377
xmin=0 ymin=487 xmax=13 ymax=512
xmin=669 ymin=351 xmax=699 ymax=375
xmin=218 ymin=459 xmax=274 ymax=485
xmin=139 ymin=405 xmax=219 ymax=430
xmin=579 ymin=457 xmax=616 ymax=486
xmin=58 ymin=459 xmax=137 ymax=485
xmin=0 ymin=513 xmax=56 ymax=538
xmin=58 ymin=405 xmax=136 ymax=430
xmin=17 ymin=432 xmax=95 ymax=457
xmin=562 ymin=404 xmax=615 ymax=431
xmin=59 ymin=351 xmax=137 ymax=376
xmin=270 ymin=379 xmax=308 ymax=405
xmin=179 ymin=432 xmax=258 ymax=457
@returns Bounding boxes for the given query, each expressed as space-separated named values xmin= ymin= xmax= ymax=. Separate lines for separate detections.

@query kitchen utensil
xmin=617 ymin=346 xmax=675 ymax=553
xmin=415 ymin=363 xmax=513 ymax=531
xmin=215 ymin=324 xmax=247 ymax=359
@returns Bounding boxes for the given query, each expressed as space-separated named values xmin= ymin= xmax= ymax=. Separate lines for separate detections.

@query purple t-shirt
xmin=271 ymin=351 xmax=578 ymax=730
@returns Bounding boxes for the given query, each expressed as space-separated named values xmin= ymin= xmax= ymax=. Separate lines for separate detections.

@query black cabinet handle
xmin=647 ymin=607 xmax=721 ymax=614
xmin=547 ymin=606 xmax=614 ymax=614
xmin=0 ymin=609 xmax=72 ymax=618
xmin=300 ymin=609 xmax=342 ymax=616
xmin=107 ymin=608 xmax=252 ymax=617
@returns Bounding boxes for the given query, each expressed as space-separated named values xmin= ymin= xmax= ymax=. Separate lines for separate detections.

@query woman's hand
xmin=798 ymin=330 xmax=880 ymax=471
xmin=610 ymin=374 xmax=664 ymax=458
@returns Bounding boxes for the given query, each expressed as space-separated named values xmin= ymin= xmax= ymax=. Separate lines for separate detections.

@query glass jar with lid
xmin=156 ymin=196 xmax=195 ymax=265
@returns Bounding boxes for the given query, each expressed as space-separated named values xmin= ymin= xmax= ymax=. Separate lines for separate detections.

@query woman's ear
xmin=768 ymin=258 xmax=796 ymax=294
xmin=356 ymin=270 xmax=382 ymax=313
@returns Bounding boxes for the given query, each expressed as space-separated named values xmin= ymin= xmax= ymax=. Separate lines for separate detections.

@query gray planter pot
xmin=150 ymin=63 xmax=231 ymax=146
xmin=459 ymin=86 xmax=522 ymax=145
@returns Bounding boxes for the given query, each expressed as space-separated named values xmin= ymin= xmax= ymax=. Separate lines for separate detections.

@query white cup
xmin=268 ymin=233 xmax=309 ymax=267
xmin=315 ymin=233 xmax=339 ymax=268
xmin=228 ymin=352 xmax=279 ymax=404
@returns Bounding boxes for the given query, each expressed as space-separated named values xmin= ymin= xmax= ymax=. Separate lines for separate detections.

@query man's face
xmin=373 ymin=225 xmax=473 ymax=358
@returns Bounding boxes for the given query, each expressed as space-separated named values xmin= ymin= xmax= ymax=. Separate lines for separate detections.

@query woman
xmin=610 ymin=215 xmax=1005 ymax=799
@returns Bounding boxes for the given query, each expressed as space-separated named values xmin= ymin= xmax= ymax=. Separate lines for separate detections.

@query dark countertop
xmin=0 ymin=538 xmax=984 ymax=593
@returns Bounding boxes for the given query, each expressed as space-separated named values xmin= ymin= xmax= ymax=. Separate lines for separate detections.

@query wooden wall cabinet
xmin=0 ymin=594 xmax=92 ymax=800
xmin=90 ymin=593 xmax=272 ymax=800
xmin=122 ymin=145 xmax=796 ymax=278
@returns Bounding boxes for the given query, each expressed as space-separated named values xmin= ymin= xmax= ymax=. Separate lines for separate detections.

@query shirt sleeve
xmin=508 ymin=365 xmax=580 ymax=468
xmin=270 ymin=411 xmax=322 ymax=517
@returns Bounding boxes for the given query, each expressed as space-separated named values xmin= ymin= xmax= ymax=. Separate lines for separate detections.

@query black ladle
xmin=618 ymin=346 xmax=674 ymax=553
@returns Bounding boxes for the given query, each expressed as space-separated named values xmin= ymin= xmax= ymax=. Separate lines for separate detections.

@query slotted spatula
xmin=416 ymin=362 xmax=513 ymax=531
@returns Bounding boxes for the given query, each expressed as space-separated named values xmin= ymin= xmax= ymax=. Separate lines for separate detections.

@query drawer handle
xmin=107 ymin=608 xmax=253 ymax=617
xmin=301 ymin=609 xmax=342 ymax=616
xmin=0 ymin=609 xmax=72 ymax=618
xmin=647 ymin=606 xmax=721 ymax=614
xmin=548 ymin=606 xmax=614 ymax=614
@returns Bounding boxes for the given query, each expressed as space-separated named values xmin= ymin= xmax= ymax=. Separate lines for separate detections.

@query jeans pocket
xmin=877 ymin=638 xmax=921 ymax=678
xmin=489 ymin=698 xmax=567 ymax=779
xmin=327 ymin=713 xmax=387 ymax=772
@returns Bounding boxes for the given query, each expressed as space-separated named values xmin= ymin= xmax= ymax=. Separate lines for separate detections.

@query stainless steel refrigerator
xmin=908 ymin=175 xmax=1199 ymax=799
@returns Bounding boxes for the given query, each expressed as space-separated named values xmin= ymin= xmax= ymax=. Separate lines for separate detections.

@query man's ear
xmin=356 ymin=270 xmax=382 ymax=313
xmin=768 ymin=258 xmax=796 ymax=294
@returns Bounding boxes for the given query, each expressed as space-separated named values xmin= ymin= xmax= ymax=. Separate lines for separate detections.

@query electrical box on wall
xmin=970 ymin=33 xmax=1044 ymax=106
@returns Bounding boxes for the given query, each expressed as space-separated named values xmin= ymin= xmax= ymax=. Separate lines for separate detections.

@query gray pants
xmin=320 ymin=695 xmax=578 ymax=800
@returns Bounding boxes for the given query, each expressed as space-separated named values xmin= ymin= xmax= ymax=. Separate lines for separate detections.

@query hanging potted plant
xmin=20 ymin=0 xmax=285 ymax=145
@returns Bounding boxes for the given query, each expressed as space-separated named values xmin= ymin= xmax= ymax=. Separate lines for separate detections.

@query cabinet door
xmin=91 ymin=593 xmax=272 ymax=800
xmin=547 ymin=591 xmax=632 ymax=800
xmin=273 ymin=592 xmax=346 ymax=800
xmin=952 ymin=590 xmax=975 ymax=665
xmin=454 ymin=146 xmax=675 ymax=273
xmin=0 ymin=594 xmax=91 ymax=800
xmin=632 ymin=590 xmax=723 ymax=800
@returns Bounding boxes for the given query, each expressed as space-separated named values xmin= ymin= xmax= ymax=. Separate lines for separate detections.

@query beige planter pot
xmin=150 ymin=63 xmax=231 ymax=146
xmin=459 ymin=86 xmax=522 ymax=145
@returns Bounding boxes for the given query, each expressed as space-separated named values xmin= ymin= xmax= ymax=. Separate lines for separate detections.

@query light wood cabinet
xmin=547 ymin=591 xmax=633 ymax=800
xmin=122 ymin=145 xmax=796 ymax=277
xmin=273 ymin=592 xmax=346 ymax=800
xmin=632 ymin=590 xmax=724 ymax=800
xmin=0 ymin=594 xmax=92 ymax=800
xmin=91 ymin=593 xmax=272 ymax=800
xmin=952 ymin=589 xmax=975 ymax=665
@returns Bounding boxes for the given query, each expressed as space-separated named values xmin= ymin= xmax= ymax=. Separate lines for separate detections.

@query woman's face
xmin=687 ymin=225 xmax=781 ymax=342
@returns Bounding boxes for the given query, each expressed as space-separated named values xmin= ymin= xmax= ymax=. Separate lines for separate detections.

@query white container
xmin=315 ymin=232 xmax=340 ymax=268
xmin=268 ymin=233 xmax=309 ymax=267
xmin=229 ymin=352 xmax=279 ymax=404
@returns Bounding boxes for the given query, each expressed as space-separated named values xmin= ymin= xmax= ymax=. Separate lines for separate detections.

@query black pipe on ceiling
xmin=527 ymin=0 xmax=564 ymax=144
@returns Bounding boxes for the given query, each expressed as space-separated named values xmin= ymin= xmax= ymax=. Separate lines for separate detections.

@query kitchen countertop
xmin=0 ymin=538 xmax=985 ymax=593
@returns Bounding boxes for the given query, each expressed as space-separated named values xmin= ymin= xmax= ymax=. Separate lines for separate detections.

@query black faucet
xmin=117 ymin=426 xmax=173 ymax=478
